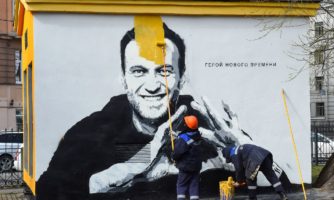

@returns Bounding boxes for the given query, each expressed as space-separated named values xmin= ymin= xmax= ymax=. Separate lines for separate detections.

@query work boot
xmin=278 ymin=192 xmax=288 ymax=200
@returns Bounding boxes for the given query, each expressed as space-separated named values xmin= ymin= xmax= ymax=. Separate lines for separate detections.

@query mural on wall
xmin=36 ymin=15 xmax=298 ymax=200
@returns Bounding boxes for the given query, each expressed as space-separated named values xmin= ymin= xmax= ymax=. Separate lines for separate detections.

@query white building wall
xmin=33 ymin=13 xmax=311 ymax=186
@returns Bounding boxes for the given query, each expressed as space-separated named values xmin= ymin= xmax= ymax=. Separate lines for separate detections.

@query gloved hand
xmin=233 ymin=181 xmax=246 ymax=188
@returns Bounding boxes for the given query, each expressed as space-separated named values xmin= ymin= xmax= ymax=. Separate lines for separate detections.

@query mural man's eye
xmin=158 ymin=69 xmax=173 ymax=77
xmin=131 ymin=69 xmax=146 ymax=77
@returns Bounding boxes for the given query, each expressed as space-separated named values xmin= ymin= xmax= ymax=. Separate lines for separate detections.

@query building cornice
xmin=14 ymin=0 xmax=321 ymax=35
xmin=21 ymin=0 xmax=320 ymax=16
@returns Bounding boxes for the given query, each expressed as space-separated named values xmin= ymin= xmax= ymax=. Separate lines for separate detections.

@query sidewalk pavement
xmin=0 ymin=188 xmax=29 ymax=200
xmin=0 ymin=187 xmax=333 ymax=200
xmin=232 ymin=188 xmax=334 ymax=200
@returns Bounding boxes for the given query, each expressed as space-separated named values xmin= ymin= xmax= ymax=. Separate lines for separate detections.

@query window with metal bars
xmin=315 ymin=22 xmax=324 ymax=37
xmin=316 ymin=102 xmax=325 ymax=117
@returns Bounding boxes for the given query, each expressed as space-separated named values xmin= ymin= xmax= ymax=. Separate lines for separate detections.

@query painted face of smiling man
xmin=123 ymin=39 xmax=181 ymax=122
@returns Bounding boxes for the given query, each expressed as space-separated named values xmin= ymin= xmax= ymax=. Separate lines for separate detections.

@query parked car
xmin=0 ymin=132 xmax=23 ymax=172
xmin=13 ymin=146 xmax=23 ymax=171
xmin=311 ymin=132 xmax=334 ymax=163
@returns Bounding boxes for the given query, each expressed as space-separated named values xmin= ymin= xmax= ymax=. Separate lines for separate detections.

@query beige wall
xmin=0 ymin=84 xmax=22 ymax=131
xmin=0 ymin=0 xmax=15 ymax=36
xmin=0 ymin=0 xmax=22 ymax=131
xmin=0 ymin=38 xmax=21 ymax=84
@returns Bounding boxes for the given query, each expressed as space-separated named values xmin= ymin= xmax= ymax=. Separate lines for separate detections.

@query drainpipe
xmin=326 ymin=70 xmax=329 ymax=121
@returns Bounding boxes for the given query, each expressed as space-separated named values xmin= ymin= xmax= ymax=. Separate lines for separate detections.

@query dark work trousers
xmin=246 ymin=155 xmax=285 ymax=200
xmin=260 ymin=155 xmax=285 ymax=194
xmin=176 ymin=171 xmax=200 ymax=200
xmin=246 ymin=177 xmax=258 ymax=200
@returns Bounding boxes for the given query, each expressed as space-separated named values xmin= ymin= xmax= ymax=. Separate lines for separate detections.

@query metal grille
xmin=311 ymin=121 xmax=334 ymax=165
xmin=0 ymin=129 xmax=23 ymax=188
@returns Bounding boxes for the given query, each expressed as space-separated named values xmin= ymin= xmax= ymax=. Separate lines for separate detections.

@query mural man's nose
xmin=143 ymin=74 xmax=163 ymax=94
xmin=145 ymin=84 xmax=161 ymax=94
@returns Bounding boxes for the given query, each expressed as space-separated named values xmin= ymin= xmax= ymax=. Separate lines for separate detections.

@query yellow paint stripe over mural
xmin=134 ymin=16 xmax=164 ymax=65
xmin=21 ymin=10 xmax=36 ymax=195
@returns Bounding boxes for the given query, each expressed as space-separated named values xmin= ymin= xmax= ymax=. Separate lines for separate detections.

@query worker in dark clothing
xmin=172 ymin=115 xmax=203 ymax=200
xmin=222 ymin=144 xmax=288 ymax=200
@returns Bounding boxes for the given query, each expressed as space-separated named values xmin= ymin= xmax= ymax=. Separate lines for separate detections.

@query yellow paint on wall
xmin=23 ymin=170 xmax=35 ymax=194
xmin=16 ymin=3 xmax=25 ymax=36
xmin=21 ymin=10 xmax=36 ymax=195
xmin=134 ymin=16 xmax=164 ymax=65
xmin=13 ymin=0 xmax=19 ymax=30
xmin=22 ymin=11 xmax=33 ymax=71
xmin=22 ymin=2 xmax=320 ymax=16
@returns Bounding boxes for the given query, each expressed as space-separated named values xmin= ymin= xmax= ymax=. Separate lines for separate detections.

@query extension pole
xmin=157 ymin=42 xmax=175 ymax=150
xmin=281 ymin=89 xmax=307 ymax=200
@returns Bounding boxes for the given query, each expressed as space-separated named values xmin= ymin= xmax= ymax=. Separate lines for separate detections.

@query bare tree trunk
xmin=322 ymin=174 xmax=334 ymax=191
xmin=314 ymin=153 xmax=334 ymax=188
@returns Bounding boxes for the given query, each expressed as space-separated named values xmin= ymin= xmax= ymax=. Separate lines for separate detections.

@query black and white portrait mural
xmin=34 ymin=15 xmax=311 ymax=200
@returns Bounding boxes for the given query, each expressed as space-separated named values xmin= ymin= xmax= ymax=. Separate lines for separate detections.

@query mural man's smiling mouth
xmin=140 ymin=94 xmax=166 ymax=101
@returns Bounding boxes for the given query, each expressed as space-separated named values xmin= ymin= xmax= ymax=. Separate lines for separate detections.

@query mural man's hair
xmin=120 ymin=23 xmax=186 ymax=77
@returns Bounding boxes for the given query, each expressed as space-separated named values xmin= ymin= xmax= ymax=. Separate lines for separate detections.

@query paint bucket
xmin=219 ymin=176 xmax=235 ymax=200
